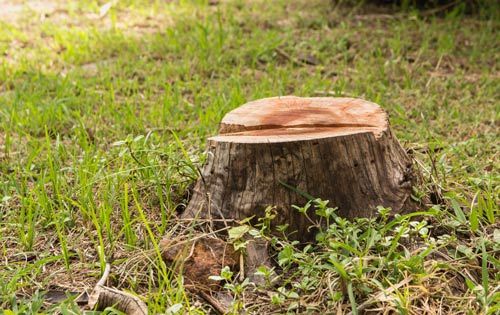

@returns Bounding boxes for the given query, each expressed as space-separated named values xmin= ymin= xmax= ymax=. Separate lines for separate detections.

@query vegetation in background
xmin=0 ymin=0 xmax=498 ymax=313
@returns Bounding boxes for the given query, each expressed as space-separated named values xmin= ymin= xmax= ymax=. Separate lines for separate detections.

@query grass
xmin=0 ymin=0 xmax=498 ymax=313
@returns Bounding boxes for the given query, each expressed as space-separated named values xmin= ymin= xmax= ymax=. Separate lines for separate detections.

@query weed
xmin=0 ymin=0 xmax=497 ymax=313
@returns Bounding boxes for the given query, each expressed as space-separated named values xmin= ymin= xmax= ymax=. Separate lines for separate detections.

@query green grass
xmin=0 ymin=0 xmax=498 ymax=313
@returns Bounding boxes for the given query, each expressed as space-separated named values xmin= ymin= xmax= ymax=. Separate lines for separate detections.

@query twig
xmin=348 ymin=277 xmax=413 ymax=315
xmin=426 ymin=54 xmax=443 ymax=88
xmin=353 ymin=13 xmax=400 ymax=21
xmin=97 ymin=262 xmax=111 ymax=287
xmin=420 ymin=0 xmax=461 ymax=17
xmin=198 ymin=291 xmax=230 ymax=315
xmin=275 ymin=48 xmax=315 ymax=66
xmin=239 ymin=253 xmax=245 ymax=282
xmin=127 ymin=142 xmax=146 ymax=167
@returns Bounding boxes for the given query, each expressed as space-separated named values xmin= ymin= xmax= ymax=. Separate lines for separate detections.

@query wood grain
xmin=183 ymin=96 xmax=417 ymax=241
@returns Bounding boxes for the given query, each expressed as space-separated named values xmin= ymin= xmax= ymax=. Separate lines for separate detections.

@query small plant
xmin=210 ymin=266 xmax=252 ymax=313
xmin=0 ymin=0 xmax=497 ymax=313
xmin=252 ymin=198 xmax=499 ymax=313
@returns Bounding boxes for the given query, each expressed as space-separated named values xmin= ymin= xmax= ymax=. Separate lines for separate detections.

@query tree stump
xmin=183 ymin=96 xmax=417 ymax=241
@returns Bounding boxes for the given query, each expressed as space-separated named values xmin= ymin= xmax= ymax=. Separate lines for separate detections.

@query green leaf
xmin=451 ymin=199 xmax=466 ymax=224
xmin=328 ymin=255 xmax=349 ymax=280
xmin=329 ymin=242 xmax=362 ymax=257
xmin=478 ymin=193 xmax=495 ymax=224
xmin=481 ymin=241 xmax=489 ymax=298
xmin=233 ymin=240 xmax=249 ymax=250
xmin=166 ymin=303 xmax=183 ymax=314
xmin=288 ymin=291 xmax=299 ymax=299
xmin=487 ymin=304 xmax=500 ymax=315
xmin=279 ymin=180 xmax=314 ymax=200
xmin=271 ymin=293 xmax=285 ymax=305
xmin=465 ymin=278 xmax=475 ymax=291
xmin=456 ymin=244 xmax=474 ymax=259
xmin=347 ymin=282 xmax=358 ymax=315
xmin=470 ymin=196 xmax=479 ymax=232
xmin=278 ymin=245 xmax=294 ymax=266
xmin=220 ymin=266 xmax=234 ymax=280
xmin=255 ymin=265 xmax=270 ymax=277
xmin=228 ymin=225 xmax=250 ymax=241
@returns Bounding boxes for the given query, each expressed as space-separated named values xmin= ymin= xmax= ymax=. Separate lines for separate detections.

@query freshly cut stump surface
xmin=183 ymin=96 xmax=416 ymax=241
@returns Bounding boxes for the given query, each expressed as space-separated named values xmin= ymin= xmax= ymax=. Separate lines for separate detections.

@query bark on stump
xmin=183 ymin=96 xmax=416 ymax=241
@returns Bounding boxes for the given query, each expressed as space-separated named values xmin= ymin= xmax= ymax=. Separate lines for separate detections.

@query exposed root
xmin=88 ymin=262 xmax=148 ymax=315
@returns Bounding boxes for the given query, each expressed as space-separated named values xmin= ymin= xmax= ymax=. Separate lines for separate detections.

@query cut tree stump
xmin=183 ymin=96 xmax=417 ymax=241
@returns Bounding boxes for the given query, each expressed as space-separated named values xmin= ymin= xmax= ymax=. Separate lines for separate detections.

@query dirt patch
xmin=0 ymin=1 xmax=58 ymax=22
xmin=161 ymin=235 xmax=239 ymax=289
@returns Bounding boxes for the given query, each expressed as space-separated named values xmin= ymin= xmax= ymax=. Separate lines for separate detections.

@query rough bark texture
xmin=183 ymin=96 xmax=416 ymax=241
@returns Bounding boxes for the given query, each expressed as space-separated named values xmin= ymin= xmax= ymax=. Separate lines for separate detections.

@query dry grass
xmin=0 ymin=0 xmax=498 ymax=314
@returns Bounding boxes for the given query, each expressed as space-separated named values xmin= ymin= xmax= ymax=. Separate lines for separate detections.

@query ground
xmin=0 ymin=0 xmax=498 ymax=314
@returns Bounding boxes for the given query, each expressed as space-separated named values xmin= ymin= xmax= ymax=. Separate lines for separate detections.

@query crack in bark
xmin=219 ymin=122 xmax=382 ymax=135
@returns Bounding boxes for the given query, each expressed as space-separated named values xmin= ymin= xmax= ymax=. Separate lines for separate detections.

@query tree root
xmin=88 ymin=262 xmax=148 ymax=315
